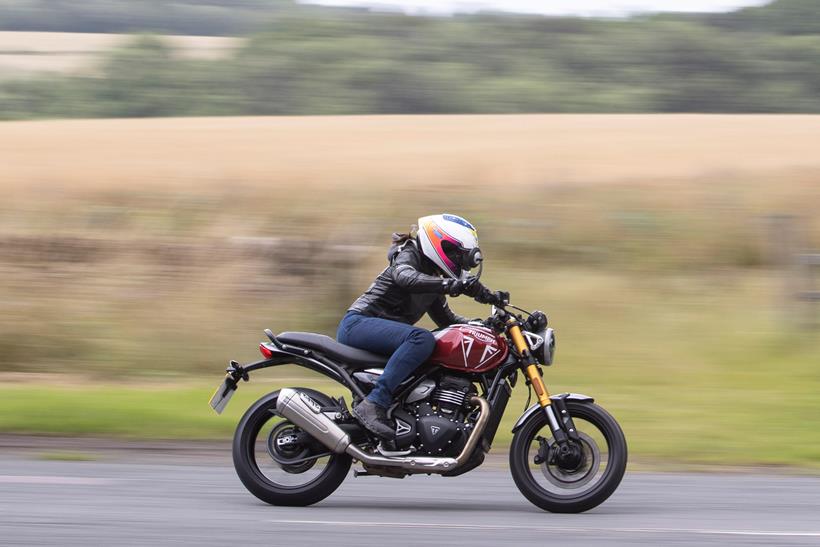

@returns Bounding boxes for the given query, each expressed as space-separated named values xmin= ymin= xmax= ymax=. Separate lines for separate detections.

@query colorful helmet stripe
xmin=442 ymin=214 xmax=476 ymax=232
xmin=421 ymin=220 xmax=462 ymax=275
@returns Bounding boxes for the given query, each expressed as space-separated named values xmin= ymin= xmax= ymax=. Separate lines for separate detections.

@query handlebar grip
xmin=499 ymin=291 xmax=510 ymax=305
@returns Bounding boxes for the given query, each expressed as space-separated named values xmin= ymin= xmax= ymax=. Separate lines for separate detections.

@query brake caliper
xmin=533 ymin=435 xmax=550 ymax=465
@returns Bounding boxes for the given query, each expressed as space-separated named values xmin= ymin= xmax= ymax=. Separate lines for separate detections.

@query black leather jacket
xmin=348 ymin=239 xmax=470 ymax=327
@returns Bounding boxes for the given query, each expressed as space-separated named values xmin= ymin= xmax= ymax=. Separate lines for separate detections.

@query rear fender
xmin=511 ymin=393 xmax=595 ymax=433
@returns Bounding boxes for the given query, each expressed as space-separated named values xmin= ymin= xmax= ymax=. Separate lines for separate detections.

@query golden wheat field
xmin=0 ymin=31 xmax=238 ymax=76
xmin=3 ymin=114 xmax=820 ymax=189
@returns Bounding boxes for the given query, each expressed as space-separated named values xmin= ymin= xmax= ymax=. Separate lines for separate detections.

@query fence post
xmin=797 ymin=253 xmax=820 ymax=329
xmin=766 ymin=214 xmax=800 ymax=324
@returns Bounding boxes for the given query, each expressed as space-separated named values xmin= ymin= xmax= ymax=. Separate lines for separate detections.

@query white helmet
xmin=417 ymin=214 xmax=482 ymax=280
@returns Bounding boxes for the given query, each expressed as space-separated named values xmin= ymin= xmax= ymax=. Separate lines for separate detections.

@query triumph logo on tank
xmin=461 ymin=336 xmax=475 ymax=367
xmin=464 ymin=328 xmax=495 ymax=344
xmin=479 ymin=344 xmax=500 ymax=366
xmin=461 ymin=335 xmax=500 ymax=368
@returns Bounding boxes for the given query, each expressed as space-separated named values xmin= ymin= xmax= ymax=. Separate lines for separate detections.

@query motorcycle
xmin=210 ymin=299 xmax=627 ymax=513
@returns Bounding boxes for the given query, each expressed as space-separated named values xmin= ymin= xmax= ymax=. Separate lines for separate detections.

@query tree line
xmin=3 ymin=0 xmax=820 ymax=118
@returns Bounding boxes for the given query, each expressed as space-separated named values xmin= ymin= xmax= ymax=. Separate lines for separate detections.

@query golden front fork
xmin=509 ymin=323 xmax=551 ymax=407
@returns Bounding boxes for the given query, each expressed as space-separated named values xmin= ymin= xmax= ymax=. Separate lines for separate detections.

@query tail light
xmin=259 ymin=343 xmax=273 ymax=359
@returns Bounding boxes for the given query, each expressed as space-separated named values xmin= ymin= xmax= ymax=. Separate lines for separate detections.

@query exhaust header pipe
xmin=275 ymin=388 xmax=490 ymax=473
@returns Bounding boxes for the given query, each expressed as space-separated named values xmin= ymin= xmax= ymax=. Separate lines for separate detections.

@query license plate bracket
xmin=209 ymin=375 xmax=238 ymax=414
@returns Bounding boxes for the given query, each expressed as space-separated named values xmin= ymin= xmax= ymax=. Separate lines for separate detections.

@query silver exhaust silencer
xmin=275 ymin=388 xmax=491 ymax=474
xmin=275 ymin=388 xmax=352 ymax=454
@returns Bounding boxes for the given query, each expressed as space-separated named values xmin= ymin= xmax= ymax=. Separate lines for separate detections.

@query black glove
xmin=444 ymin=278 xmax=463 ymax=296
xmin=475 ymin=288 xmax=510 ymax=307
xmin=461 ymin=275 xmax=483 ymax=298
xmin=445 ymin=275 xmax=481 ymax=297
xmin=489 ymin=290 xmax=510 ymax=307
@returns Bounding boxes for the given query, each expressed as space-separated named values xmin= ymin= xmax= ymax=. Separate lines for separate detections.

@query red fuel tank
xmin=429 ymin=325 xmax=509 ymax=373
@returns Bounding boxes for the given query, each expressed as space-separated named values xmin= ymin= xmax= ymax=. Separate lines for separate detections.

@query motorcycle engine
xmin=394 ymin=375 xmax=477 ymax=456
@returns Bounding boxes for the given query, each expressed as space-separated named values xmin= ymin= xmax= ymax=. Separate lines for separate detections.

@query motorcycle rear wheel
xmin=233 ymin=388 xmax=351 ymax=506
xmin=509 ymin=401 xmax=627 ymax=513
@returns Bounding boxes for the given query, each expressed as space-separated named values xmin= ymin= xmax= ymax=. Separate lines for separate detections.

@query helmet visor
xmin=440 ymin=239 xmax=469 ymax=278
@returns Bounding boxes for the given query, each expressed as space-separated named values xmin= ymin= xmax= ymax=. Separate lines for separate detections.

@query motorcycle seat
xmin=277 ymin=331 xmax=389 ymax=369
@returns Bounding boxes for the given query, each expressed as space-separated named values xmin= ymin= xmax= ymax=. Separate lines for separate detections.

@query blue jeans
xmin=337 ymin=312 xmax=436 ymax=409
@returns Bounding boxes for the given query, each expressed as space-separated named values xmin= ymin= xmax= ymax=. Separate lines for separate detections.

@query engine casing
xmin=429 ymin=325 xmax=509 ymax=373
xmin=392 ymin=374 xmax=477 ymax=455
xmin=416 ymin=406 xmax=464 ymax=454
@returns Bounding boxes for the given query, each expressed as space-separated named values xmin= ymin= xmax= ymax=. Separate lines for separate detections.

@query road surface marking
xmin=268 ymin=520 xmax=820 ymax=538
xmin=0 ymin=475 xmax=112 ymax=485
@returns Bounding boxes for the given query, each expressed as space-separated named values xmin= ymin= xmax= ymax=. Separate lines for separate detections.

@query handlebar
xmin=484 ymin=298 xmax=548 ymax=334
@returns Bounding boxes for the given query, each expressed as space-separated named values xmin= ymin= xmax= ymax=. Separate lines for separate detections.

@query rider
xmin=338 ymin=214 xmax=506 ymax=439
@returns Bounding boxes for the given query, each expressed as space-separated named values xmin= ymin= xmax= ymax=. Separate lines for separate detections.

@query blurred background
xmin=1 ymin=0 xmax=818 ymax=468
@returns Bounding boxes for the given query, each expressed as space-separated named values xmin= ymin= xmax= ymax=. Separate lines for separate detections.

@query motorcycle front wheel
xmin=233 ymin=388 xmax=351 ymax=506
xmin=509 ymin=401 xmax=627 ymax=513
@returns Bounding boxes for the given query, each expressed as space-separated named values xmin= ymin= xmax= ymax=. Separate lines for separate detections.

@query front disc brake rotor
xmin=540 ymin=431 xmax=601 ymax=489
xmin=266 ymin=421 xmax=317 ymax=474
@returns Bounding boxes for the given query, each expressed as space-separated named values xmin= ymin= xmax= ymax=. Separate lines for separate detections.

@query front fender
xmin=511 ymin=393 xmax=595 ymax=433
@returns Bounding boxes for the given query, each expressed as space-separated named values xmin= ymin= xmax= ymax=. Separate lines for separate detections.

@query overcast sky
xmin=303 ymin=0 xmax=769 ymax=17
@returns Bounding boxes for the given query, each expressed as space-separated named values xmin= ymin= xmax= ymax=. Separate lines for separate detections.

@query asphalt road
xmin=1 ymin=456 xmax=819 ymax=546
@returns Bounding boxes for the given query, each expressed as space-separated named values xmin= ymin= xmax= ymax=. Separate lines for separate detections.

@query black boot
xmin=351 ymin=399 xmax=395 ymax=440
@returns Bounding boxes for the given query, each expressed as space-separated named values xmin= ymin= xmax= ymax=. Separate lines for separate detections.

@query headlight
xmin=523 ymin=328 xmax=556 ymax=366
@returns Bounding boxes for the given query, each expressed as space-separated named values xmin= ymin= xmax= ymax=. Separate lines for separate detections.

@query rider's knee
xmin=410 ymin=328 xmax=436 ymax=355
